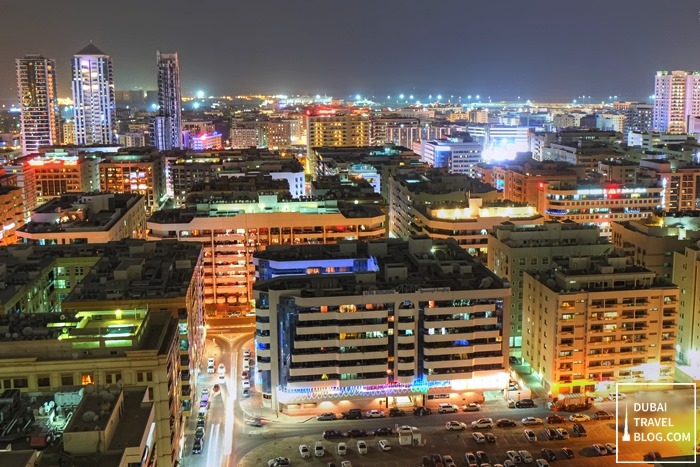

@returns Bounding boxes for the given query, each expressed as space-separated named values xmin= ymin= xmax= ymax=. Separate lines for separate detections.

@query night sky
xmin=1 ymin=0 xmax=699 ymax=103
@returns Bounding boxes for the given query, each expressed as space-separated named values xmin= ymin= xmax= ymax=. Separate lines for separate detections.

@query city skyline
xmin=1 ymin=0 xmax=699 ymax=104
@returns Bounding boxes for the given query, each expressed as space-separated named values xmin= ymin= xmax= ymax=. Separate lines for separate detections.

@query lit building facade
xmin=147 ymin=193 xmax=386 ymax=315
xmin=16 ymin=55 xmax=60 ymax=155
xmin=306 ymin=114 xmax=371 ymax=178
xmin=488 ymin=222 xmax=611 ymax=348
xmin=538 ymin=181 xmax=663 ymax=237
xmin=636 ymin=159 xmax=700 ymax=212
xmin=623 ymin=103 xmax=653 ymax=141
xmin=417 ymin=139 xmax=483 ymax=176
xmin=0 ymin=160 xmax=35 ymax=222
xmin=267 ymin=119 xmax=302 ymax=149
xmin=370 ymin=117 xmax=420 ymax=146
xmin=523 ymin=255 xmax=678 ymax=396
xmin=190 ymin=132 xmax=222 ymax=151
xmin=253 ymin=237 xmax=511 ymax=413
xmin=0 ymin=185 xmax=24 ymax=246
xmin=99 ymin=153 xmax=165 ymax=214
xmin=71 ymin=44 xmax=115 ymax=145
xmin=672 ymin=246 xmax=700 ymax=379
xmin=653 ymin=70 xmax=700 ymax=134
xmin=154 ymin=51 xmax=182 ymax=151
xmin=17 ymin=192 xmax=146 ymax=245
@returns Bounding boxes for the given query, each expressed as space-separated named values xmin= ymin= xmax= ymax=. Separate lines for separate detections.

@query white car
xmin=521 ymin=417 xmax=543 ymax=426
xmin=504 ymin=460 xmax=517 ymax=467
xmin=207 ymin=364 xmax=215 ymax=374
xmin=593 ymin=444 xmax=608 ymax=455
xmin=337 ymin=442 xmax=347 ymax=455
xmin=535 ymin=460 xmax=550 ymax=467
xmin=605 ymin=443 xmax=616 ymax=454
xmin=555 ymin=428 xmax=570 ymax=439
xmin=207 ymin=357 xmax=215 ymax=366
xmin=340 ymin=462 xmax=353 ymax=467
xmin=471 ymin=418 xmax=493 ymax=429
xmin=463 ymin=403 xmax=481 ymax=412
xmin=506 ymin=450 xmax=522 ymax=463
xmin=608 ymin=392 xmax=627 ymax=401
xmin=378 ymin=439 xmax=391 ymax=451
xmin=299 ymin=444 xmax=310 ymax=459
xmin=242 ymin=379 xmax=250 ymax=388
xmin=217 ymin=363 xmax=225 ymax=374
xmin=569 ymin=413 xmax=590 ymax=422
xmin=243 ymin=348 xmax=251 ymax=358
xmin=357 ymin=440 xmax=368 ymax=454
xmin=218 ymin=373 xmax=226 ymax=382
xmin=472 ymin=432 xmax=486 ymax=443
xmin=443 ymin=454 xmax=457 ymax=467
xmin=446 ymin=420 xmax=467 ymax=431
xmin=366 ymin=409 xmax=385 ymax=418
xmin=519 ymin=450 xmax=533 ymax=463
xmin=314 ymin=441 xmax=324 ymax=457
xmin=524 ymin=429 xmax=538 ymax=442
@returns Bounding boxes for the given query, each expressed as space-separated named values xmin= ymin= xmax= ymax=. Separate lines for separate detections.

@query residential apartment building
xmin=370 ymin=117 xmax=420 ymax=146
xmin=17 ymin=192 xmax=146 ymax=245
xmin=306 ymin=114 xmax=371 ymax=178
xmin=627 ymin=131 xmax=689 ymax=149
xmin=0 ymin=309 xmax=181 ymax=466
xmin=15 ymin=55 xmax=60 ymax=155
xmin=267 ymin=119 xmax=302 ymax=149
xmin=0 ymin=185 xmax=24 ymax=246
xmin=417 ymin=138 xmax=483 ymax=176
xmin=541 ymin=142 xmax=617 ymax=168
xmin=147 ymin=193 xmax=386 ymax=315
xmin=538 ymin=181 xmax=663 ymax=237
xmin=99 ymin=153 xmax=165 ymax=213
xmin=488 ymin=222 xmax=610 ymax=348
xmin=672 ymin=246 xmax=700 ymax=380
xmin=71 ymin=44 xmax=115 ymax=145
xmin=154 ymin=51 xmax=182 ymax=151
xmin=636 ymin=159 xmax=700 ymax=212
xmin=252 ymin=236 xmax=511 ymax=412
xmin=230 ymin=125 xmax=263 ymax=149
xmin=523 ymin=255 xmax=678 ymax=395
xmin=623 ymin=103 xmax=653 ymax=141
xmin=389 ymin=171 xmax=500 ymax=239
xmin=653 ymin=70 xmax=700 ymax=134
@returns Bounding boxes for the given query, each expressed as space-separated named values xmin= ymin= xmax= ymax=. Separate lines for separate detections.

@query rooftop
xmin=395 ymin=171 xmax=497 ymax=196
xmin=19 ymin=192 xmax=144 ymax=234
xmin=75 ymin=43 xmax=108 ymax=56
xmin=254 ymin=236 xmax=509 ymax=297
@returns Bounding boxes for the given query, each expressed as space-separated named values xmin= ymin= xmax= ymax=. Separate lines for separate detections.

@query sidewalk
xmin=238 ymin=388 xmax=313 ymax=424
xmin=512 ymin=360 xmax=549 ymax=400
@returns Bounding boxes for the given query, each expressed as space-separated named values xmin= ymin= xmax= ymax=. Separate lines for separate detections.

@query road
xmin=180 ymin=322 xmax=698 ymax=466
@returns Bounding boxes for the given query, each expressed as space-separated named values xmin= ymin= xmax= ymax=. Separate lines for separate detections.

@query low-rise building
xmin=523 ymin=255 xmax=677 ymax=396
xmin=0 ymin=185 xmax=24 ymax=246
xmin=253 ymin=236 xmax=511 ymax=413
xmin=99 ymin=152 xmax=165 ymax=214
xmin=17 ymin=192 xmax=146 ymax=245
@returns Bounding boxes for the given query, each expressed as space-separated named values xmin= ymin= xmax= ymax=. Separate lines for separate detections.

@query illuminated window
xmin=81 ymin=374 xmax=94 ymax=385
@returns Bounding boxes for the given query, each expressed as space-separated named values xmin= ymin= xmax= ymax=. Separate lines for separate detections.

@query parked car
xmin=643 ymin=452 xmax=662 ymax=461
xmin=592 ymin=444 xmax=608 ymax=455
xmin=485 ymin=432 xmax=496 ymax=443
xmin=389 ymin=407 xmax=406 ymax=417
xmin=341 ymin=409 xmax=362 ymax=420
xmin=431 ymin=454 xmax=444 ymax=466
xmin=556 ymin=428 xmax=570 ymax=439
xmin=442 ymin=454 xmax=457 ymax=467
xmin=438 ymin=403 xmax=459 ymax=413
xmin=605 ymin=443 xmax=617 ymax=454
xmin=535 ymin=459 xmax=550 ymax=467
xmin=506 ymin=450 xmax=522 ymax=463
xmin=373 ymin=427 xmax=393 ymax=436
xmin=471 ymin=418 xmax=493 ymax=429
xmin=546 ymin=415 xmax=565 ymax=424
xmin=524 ymin=429 xmax=537 ymax=442
xmin=476 ymin=451 xmax=490 ymax=465
xmin=561 ymin=447 xmax=575 ymax=458
xmin=340 ymin=462 xmax=352 ymax=467
xmin=472 ymin=432 xmax=486 ymax=444
xmin=544 ymin=428 xmax=558 ymax=440
xmin=569 ymin=413 xmax=590 ymax=422
xmin=516 ymin=399 xmax=535 ymax=408
xmin=572 ymin=422 xmax=587 ymax=437
xmin=345 ymin=429 xmax=368 ymax=438
xmin=267 ymin=457 xmax=291 ymax=467
xmin=413 ymin=406 xmax=432 ymax=416
xmin=337 ymin=442 xmax=347 ymax=456
xmin=595 ymin=410 xmax=614 ymax=420
xmin=421 ymin=456 xmax=432 ymax=467
xmin=541 ymin=448 xmax=557 ymax=461
xmin=496 ymin=418 xmax=517 ymax=427
xmin=366 ymin=410 xmax=385 ymax=418
xmin=608 ymin=393 xmax=627 ymax=401
xmin=521 ymin=417 xmax=543 ymax=426
xmin=463 ymin=403 xmax=481 ymax=412
xmin=317 ymin=413 xmax=337 ymax=421
xmin=322 ymin=430 xmax=344 ymax=439
xmin=446 ymin=421 xmax=467 ymax=431
xmin=464 ymin=452 xmax=477 ymax=465
xmin=314 ymin=441 xmax=325 ymax=457
xmin=299 ymin=444 xmax=311 ymax=459
xmin=357 ymin=440 xmax=368 ymax=454
xmin=378 ymin=439 xmax=391 ymax=451
xmin=519 ymin=450 xmax=533 ymax=463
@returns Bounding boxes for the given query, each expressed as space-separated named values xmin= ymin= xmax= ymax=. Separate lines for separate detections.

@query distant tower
xmin=16 ymin=55 xmax=60 ymax=154
xmin=154 ymin=51 xmax=182 ymax=150
xmin=71 ymin=43 xmax=116 ymax=145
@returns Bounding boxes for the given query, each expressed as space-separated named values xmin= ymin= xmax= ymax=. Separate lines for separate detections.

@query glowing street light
xmin=409 ymin=94 xmax=414 ymax=100
xmin=196 ymin=90 xmax=205 ymax=99
xmin=399 ymin=94 xmax=404 ymax=99
xmin=437 ymin=95 xmax=442 ymax=100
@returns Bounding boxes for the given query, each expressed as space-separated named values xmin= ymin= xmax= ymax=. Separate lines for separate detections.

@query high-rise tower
xmin=154 ymin=51 xmax=182 ymax=150
xmin=653 ymin=70 xmax=700 ymax=134
xmin=16 ymin=55 xmax=60 ymax=154
xmin=71 ymin=43 xmax=115 ymax=145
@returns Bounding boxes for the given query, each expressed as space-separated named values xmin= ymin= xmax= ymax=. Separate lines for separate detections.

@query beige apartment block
xmin=523 ymin=255 xmax=678 ymax=396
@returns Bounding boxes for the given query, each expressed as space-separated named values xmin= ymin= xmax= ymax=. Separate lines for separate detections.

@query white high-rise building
xmin=71 ymin=43 xmax=115 ymax=145
xmin=154 ymin=51 xmax=182 ymax=151
xmin=653 ymin=70 xmax=700 ymax=134
xmin=16 ymin=55 xmax=60 ymax=154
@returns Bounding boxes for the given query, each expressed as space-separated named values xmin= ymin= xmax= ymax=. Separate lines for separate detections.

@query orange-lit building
xmin=2 ymin=159 xmax=37 ymax=222
xmin=99 ymin=153 xmax=165 ymax=214
xmin=0 ymin=172 xmax=25 ymax=245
